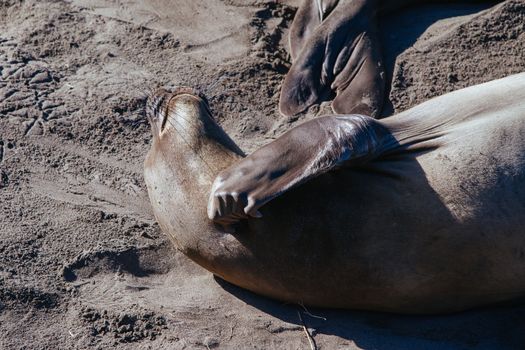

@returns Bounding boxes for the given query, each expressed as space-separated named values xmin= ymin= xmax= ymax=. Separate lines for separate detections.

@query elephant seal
xmin=281 ymin=0 xmax=502 ymax=117
xmin=144 ymin=73 xmax=525 ymax=314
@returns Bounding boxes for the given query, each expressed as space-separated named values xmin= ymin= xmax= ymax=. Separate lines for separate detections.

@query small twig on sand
xmin=297 ymin=310 xmax=317 ymax=350
xmin=299 ymin=302 xmax=327 ymax=321
xmin=229 ymin=322 xmax=236 ymax=340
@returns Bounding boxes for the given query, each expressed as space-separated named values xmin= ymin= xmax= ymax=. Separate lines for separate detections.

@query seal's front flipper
xmin=280 ymin=0 xmax=385 ymax=118
xmin=208 ymin=115 xmax=395 ymax=226
xmin=289 ymin=0 xmax=340 ymax=59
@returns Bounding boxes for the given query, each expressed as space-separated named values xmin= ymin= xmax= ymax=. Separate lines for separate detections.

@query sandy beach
xmin=1 ymin=0 xmax=525 ymax=348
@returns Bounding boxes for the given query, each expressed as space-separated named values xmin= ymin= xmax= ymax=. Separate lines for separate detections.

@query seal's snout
xmin=145 ymin=86 xmax=210 ymax=138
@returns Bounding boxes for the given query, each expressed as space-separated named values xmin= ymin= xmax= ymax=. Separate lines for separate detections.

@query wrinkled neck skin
xmin=143 ymin=92 xmax=242 ymax=267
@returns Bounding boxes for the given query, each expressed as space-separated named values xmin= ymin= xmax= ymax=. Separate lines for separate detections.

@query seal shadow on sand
xmin=217 ymin=278 xmax=525 ymax=350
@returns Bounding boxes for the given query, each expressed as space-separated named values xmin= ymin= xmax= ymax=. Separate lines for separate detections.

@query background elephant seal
xmin=144 ymin=73 xmax=525 ymax=314
xmin=281 ymin=0 xmax=503 ymax=117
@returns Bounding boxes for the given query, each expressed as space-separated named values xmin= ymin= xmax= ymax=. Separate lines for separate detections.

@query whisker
xmin=148 ymin=113 xmax=159 ymax=135
xmin=205 ymin=76 xmax=226 ymax=94
xmin=144 ymin=94 xmax=160 ymax=134
xmin=168 ymin=109 xmax=195 ymax=126
xmin=145 ymin=86 xmax=160 ymax=100
xmin=202 ymin=76 xmax=231 ymax=100
xmin=128 ymin=85 xmax=156 ymax=100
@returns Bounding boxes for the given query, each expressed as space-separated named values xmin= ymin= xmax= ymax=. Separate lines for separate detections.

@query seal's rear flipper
xmin=331 ymin=30 xmax=385 ymax=117
xmin=288 ymin=0 xmax=340 ymax=59
xmin=280 ymin=0 xmax=385 ymax=118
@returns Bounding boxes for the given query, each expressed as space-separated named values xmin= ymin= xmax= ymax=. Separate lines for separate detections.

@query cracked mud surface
xmin=1 ymin=0 xmax=525 ymax=349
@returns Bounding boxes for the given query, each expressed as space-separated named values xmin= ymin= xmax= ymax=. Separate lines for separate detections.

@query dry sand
xmin=1 ymin=0 xmax=525 ymax=349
